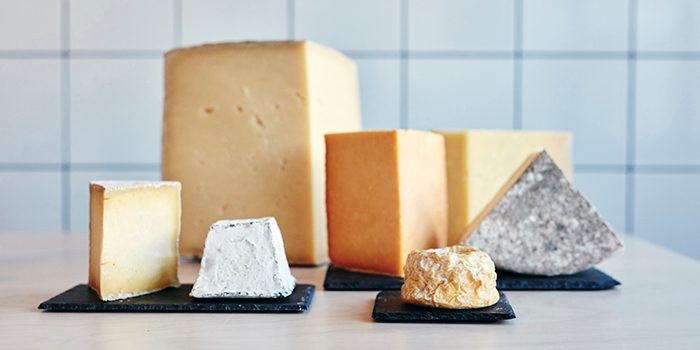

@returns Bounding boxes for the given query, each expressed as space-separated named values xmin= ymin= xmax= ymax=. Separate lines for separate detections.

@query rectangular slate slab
xmin=38 ymin=284 xmax=315 ymax=313
xmin=323 ymin=264 xmax=403 ymax=291
xmin=372 ymin=291 xmax=515 ymax=323
xmin=324 ymin=264 xmax=619 ymax=291
xmin=496 ymin=268 xmax=620 ymax=290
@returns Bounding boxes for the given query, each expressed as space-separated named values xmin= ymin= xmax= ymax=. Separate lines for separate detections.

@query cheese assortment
xmin=436 ymin=130 xmax=572 ymax=245
xmin=190 ymin=217 xmax=296 ymax=298
xmin=325 ymin=130 xmax=448 ymax=276
xmin=401 ymin=246 xmax=499 ymax=309
xmin=52 ymin=40 xmax=623 ymax=317
xmin=462 ymin=151 xmax=624 ymax=276
xmin=162 ymin=41 xmax=361 ymax=265
xmin=88 ymin=181 xmax=181 ymax=301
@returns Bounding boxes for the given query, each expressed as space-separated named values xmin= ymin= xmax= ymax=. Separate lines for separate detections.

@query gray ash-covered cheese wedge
xmin=190 ymin=217 xmax=296 ymax=298
xmin=462 ymin=151 xmax=623 ymax=276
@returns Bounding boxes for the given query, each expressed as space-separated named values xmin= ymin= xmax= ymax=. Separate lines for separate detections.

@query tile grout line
xmin=625 ymin=0 xmax=638 ymax=235
xmin=287 ymin=0 xmax=295 ymax=40
xmin=399 ymin=0 xmax=409 ymax=129
xmin=512 ymin=0 xmax=524 ymax=130
xmin=60 ymin=0 xmax=71 ymax=233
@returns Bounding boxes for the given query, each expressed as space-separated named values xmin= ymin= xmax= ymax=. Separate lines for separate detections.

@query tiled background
xmin=0 ymin=0 xmax=699 ymax=260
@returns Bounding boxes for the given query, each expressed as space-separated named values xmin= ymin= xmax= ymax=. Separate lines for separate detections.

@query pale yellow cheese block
xmin=326 ymin=130 xmax=448 ymax=276
xmin=162 ymin=41 xmax=361 ymax=264
xmin=88 ymin=181 xmax=181 ymax=301
xmin=436 ymin=130 xmax=573 ymax=245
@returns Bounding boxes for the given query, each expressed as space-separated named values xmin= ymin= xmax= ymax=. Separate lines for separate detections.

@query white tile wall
xmin=409 ymin=60 xmax=513 ymax=129
xmin=523 ymin=0 xmax=629 ymax=51
xmin=0 ymin=0 xmax=699 ymax=260
xmin=0 ymin=59 xmax=62 ymax=163
xmin=409 ymin=0 xmax=514 ymax=51
xmin=521 ymin=60 xmax=628 ymax=165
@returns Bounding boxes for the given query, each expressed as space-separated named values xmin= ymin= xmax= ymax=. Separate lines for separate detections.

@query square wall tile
xmin=70 ymin=59 xmax=163 ymax=164
xmin=635 ymin=174 xmax=700 ymax=260
xmin=522 ymin=60 xmax=627 ymax=165
xmin=408 ymin=60 xmax=513 ymax=130
xmin=70 ymin=0 xmax=174 ymax=50
xmin=354 ymin=58 xmax=400 ymax=130
xmin=0 ymin=59 xmax=61 ymax=163
xmin=0 ymin=172 xmax=62 ymax=231
xmin=182 ymin=0 xmax=287 ymax=45
xmin=523 ymin=0 xmax=628 ymax=51
xmin=409 ymin=0 xmax=514 ymax=51
xmin=69 ymin=171 xmax=161 ymax=232
xmin=0 ymin=0 xmax=61 ymax=50
xmin=637 ymin=0 xmax=700 ymax=51
xmin=574 ymin=172 xmax=627 ymax=233
xmin=636 ymin=61 xmax=700 ymax=165
xmin=295 ymin=0 xmax=400 ymax=51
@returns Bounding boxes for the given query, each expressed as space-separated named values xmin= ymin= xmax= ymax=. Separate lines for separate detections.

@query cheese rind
xmin=162 ymin=41 xmax=361 ymax=264
xmin=325 ymin=130 xmax=448 ymax=276
xmin=88 ymin=181 xmax=181 ymax=301
xmin=190 ymin=217 xmax=296 ymax=298
xmin=462 ymin=151 xmax=624 ymax=276
xmin=436 ymin=130 xmax=572 ymax=245
xmin=401 ymin=246 xmax=499 ymax=309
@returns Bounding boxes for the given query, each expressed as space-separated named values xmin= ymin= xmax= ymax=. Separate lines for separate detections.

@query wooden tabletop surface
xmin=1 ymin=232 xmax=699 ymax=349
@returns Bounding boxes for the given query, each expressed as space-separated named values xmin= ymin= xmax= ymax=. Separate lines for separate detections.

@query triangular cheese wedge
xmin=190 ymin=217 xmax=296 ymax=298
xmin=461 ymin=151 xmax=623 ymax=276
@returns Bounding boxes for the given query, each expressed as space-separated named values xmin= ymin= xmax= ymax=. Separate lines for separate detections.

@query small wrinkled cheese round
xmin=401 ymin=246 xmax=499 ymax=309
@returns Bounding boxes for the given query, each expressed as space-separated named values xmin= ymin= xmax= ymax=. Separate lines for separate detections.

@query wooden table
xmin=1 ymin=232 xmax=699 ymax=349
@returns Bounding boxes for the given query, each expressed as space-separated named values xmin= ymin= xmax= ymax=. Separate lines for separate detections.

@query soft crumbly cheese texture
xmin=436 ymin=130 xmax=572 ymax=244
xmin=401 ymin=246 xmax=499 ymax=309
xmin=162 ymin=41 xmax=361 ymax=265
xmin=325 ymin=130 xmax=448 ymax=277
xmin=88 ymin=181 xmax=181 ymax=301
xmin=190 ymin=217 xmax=296 ymax=298
xmin=463 ymin=151 xmax=624 ymax=276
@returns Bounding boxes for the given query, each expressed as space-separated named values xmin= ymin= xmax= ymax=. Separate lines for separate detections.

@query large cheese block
xmin=401 ymin=246 xmax=499 ymax=309
xmin=325 ymin=130 xmax=448 ymax=276
xmin=190 ymin=217 xmax=296 ymax=298
xmin=88 ymin=181 xmax=181 ymax=301
xmin=436 ymin=130 xmax=572 ymax=245
xmin=462 ymin=151 xmax=624 ymax=276
xmin=162 ymin=41 xmax=361 ymax=264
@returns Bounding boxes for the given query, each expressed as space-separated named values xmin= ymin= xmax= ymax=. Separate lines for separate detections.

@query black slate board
xmin=324 ymin=264 xmax=619 ymax=291
xmin=496 ymin=268 xmax=620 ymax=290
xmin=372 ymin=291 xmax=515 ymax=323
xmin=38 ymin=284 xmax=315 ymax=313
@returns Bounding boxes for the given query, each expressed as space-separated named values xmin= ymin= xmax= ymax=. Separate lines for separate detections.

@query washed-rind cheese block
xmin=326 ymin=130 xmax=448 ymax=276
xmin=190 ymin=217 xmax=296 ymax=298
xmin=89 ymin=181 xmax=181 ymax=301
xmin=436 ymin=130 xmax=572 ymax=245
xmin=163 ymin=41 xmax=361 ymax=264
xmin=401 ymin=246 xmax=499 ymax=309
xmin=462 ymin=151 xmax=624 ymax=276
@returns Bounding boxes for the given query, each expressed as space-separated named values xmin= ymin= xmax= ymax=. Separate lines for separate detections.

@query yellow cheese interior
xmin=162 ymin=42 xmax=360 ymax=264
xmin=437 ymin=130 xmax=573 ymax=244
xmin=88 ymin=182 xmax=181 ymax=301
xmin=326 ymin=130 xmax=447 ymax=276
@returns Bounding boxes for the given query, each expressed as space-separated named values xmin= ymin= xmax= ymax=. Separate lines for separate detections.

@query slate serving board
xmin=38 ymin=284 xmax=315 ymax=313
xmin=324 ymin=264 xmax=619 ymax=291
xmin=372 ymin=291 xmax=516 ymax=323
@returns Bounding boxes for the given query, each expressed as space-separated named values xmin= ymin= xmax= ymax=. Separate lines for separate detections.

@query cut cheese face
xmin=190 ymin=217 xmax=296 ymax=298
xmin=436 ymin=130 xmax=572 ymax=245
xmin=325 ymin=130 xmax=448 ymax=276
xmin=162 ymin=41 xmax=361 ymax=264
xmin=88 ymin=181 xmax=181 ymax=301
